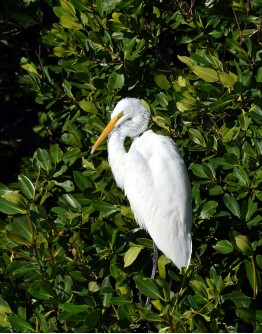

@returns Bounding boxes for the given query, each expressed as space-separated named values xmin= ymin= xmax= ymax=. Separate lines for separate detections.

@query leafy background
xmin=0 ymin=0 xmax=261 ymax=332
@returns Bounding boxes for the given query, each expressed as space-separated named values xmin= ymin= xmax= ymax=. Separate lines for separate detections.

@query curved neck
xmin=106 ymin=103 xmax=150 ymax=189
xmin=107 ymin=131 xmax=127 ymax=189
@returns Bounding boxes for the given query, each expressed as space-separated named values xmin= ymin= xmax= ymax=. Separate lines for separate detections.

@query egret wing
xmin=124 ymin=130 xmax=192 ymax=269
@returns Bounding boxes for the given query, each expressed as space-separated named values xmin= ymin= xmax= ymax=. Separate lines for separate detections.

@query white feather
xmin=98 ymin=98 xmax=192 ymax=270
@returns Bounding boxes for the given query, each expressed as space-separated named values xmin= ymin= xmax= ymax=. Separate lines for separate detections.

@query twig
xmin=231 ymin=5 xmax=243 ymax=44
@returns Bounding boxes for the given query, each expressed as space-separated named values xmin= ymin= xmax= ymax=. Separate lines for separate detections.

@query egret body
xmin=92 ymin=98 xmax=192 ymax=270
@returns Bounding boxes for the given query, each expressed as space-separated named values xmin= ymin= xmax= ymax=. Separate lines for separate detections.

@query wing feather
xmin=124 ymin=130 xmax=192 ymax=269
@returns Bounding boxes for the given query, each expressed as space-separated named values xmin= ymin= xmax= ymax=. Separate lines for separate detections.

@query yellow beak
xmin=91 ymin=112 xmax=123 ymax=153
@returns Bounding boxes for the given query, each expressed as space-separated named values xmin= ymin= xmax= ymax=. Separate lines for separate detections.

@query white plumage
xmin=92 ymin=98 xmax=192 ymax=270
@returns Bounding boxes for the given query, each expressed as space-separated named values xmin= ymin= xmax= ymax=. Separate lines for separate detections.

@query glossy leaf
xmin=107 ymin=72 xmax=125 ymax=92
xmin=0 ymin=197 xmax=27 ymax=215
xmin=199 ymin=200 xmax=218 ymax=219
xmin=8 ymin=316 xmax=34 ymax=333
xmin=134 ymin=275 xmax=164 ymax=300
xmin=124 ymin=246 xmax=143 ymax=267
xmin=223 ymin=194 xmax=240 ymax=218
xmin=235 ymin=235 xmax=253 ymax=256
xmin=60 ymin=303 xmax=90 ymax=314
xmin=18 ymin=175 xmax=34 ymax=200
xmin=192 ymin=66 xmax=218 ymax=82
xmin=213 ymin=240 xmax=234 ymax=254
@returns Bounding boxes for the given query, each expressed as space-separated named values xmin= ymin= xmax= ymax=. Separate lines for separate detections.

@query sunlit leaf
xmin=192 ymin=66 xmax=218 ymax=82
xmin=235 ymin=235 xmax=253 ymax=256
xmin=124 ymin=246 xmax=143 ymax=267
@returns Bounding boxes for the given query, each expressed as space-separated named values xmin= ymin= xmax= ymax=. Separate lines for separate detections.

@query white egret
xmin=91 ymin=98 xmax=192 ymax=273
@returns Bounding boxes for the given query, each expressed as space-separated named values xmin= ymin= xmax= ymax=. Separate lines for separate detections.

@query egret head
xmin=91 ymin=98 xmax=150 ymax=153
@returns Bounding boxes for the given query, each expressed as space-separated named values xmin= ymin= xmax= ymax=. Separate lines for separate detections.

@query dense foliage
xmin=0 ymin=0 xmax=262 ymax=332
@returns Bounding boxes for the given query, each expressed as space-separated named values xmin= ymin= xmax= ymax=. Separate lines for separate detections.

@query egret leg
xmin=151 ymin=242 xmax=159 ymax=279
xmin=146 ymin=242 xmax=159 ymax=305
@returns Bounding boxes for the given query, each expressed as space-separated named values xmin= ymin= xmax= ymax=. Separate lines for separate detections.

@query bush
xmin=0 ymin=0 xmax=261 ymax=332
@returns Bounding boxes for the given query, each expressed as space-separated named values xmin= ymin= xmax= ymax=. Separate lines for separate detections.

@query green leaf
xmin=5 ymin=261 xmax=37 ymax=279
xmin=84 ymin=310 xmax=100 ymax=330
xmin=21 ymin=63 xmax=39 ymax=76
xmin=107 ymin=72 xmax=125 ymax=92
xmin=53 ymin=46 xmax=75 ymax=57
xmin=70 ymin=271 xmax=88 ymax=282
xmin=224 ymin=153 xmax=239 ymax=166
xmin=176 ymin=97 xmax=199 ymax=112
xmin=235 ymin=308 xmax=255 ymax=324
xmin=60 ymin=0 xmax=76 ymax=16
xmin=34 ymin=310 xmax=48 ymax=333
xmin=190 ymin=164 xmax=207 ymax=178
xmin=177 ymin=55 xmax=195 ymax=68
xmin=189 ymin=279 xmax=209 ymax=299
xmin=223 ymin=290 xmax=250 ymax=302
xmin=62 ymin=79 xmax=74 ymax=99
xmin=28 ymin=282 xmax=55 ymax=300
xmin=226 ymin=38 xmax=248 ymax=59
xmin=213 ymin=240 xmax=234 ymax=254
xmin=256 ymin=255 xmax=262 ymax=269
xmin=18 ymin=175 xmax=34 ymax=200
xmin=9 ymin=215 xmax=33 ymax=243
xmin=62 ymin=194 xmax=81 ymax=211
xmin=189 ymin=128 xmax=206 ymax=147
xmin=35 ymin=148 xmax=52 ymax=173
xmin=0 ymin=196 xmax=27 ymax=215
xmin=88 ymin=281 xmax=100 ymax=292
xmin=124 ymin=246 xmax=143 ymax=267
xmin=79 ymin=100 xmax=98 ymax=114
xmin=244 ymin=198 xmax=257 ymax=221
xmin=60 ymin=303 xmax=90 ymax=314
xmin=199 ymin=201 xmax=218 ymax=219
xmin=157 ymin=254 xmax=171 ymax=279
xmin=91 ymin=200 xmax=118 ymax=213
xmin=256 ymin=67 xmax=262 ymax=82
xmin=235 ymin=235 xmax=253 ymax=256
xmin=73 ymin=171 xmax=91 ymax=192
xmin=192 ymin=66 xmax=218 ymax=82
xmin=109 ymin=296 xmax=129 ymax=305
xmin=53 ymin=180 xmax=75 ymax=192
xmin=50 ymin=144 xmax=63 ymax=163
xmin=219 ymin=124 xmax=240 ymax=142
xmin=0 ymin=183 xmax=11 ymax=196
xmin=233 ymin=166 xmax=249 ymax=185
xmin=244 ymin=260 xmax=258 ymax=294
xmin=134 ymin=275 xmax=164 ymax=300
xmin=223 ymin=194 xmax=240 ymax=218
xmin=218 ymin=71 xmax=237 ymax=87
xmin=0 ymin=299 xmax=12 ymax=314
xmin=190 ymin=163 xmax=215 ymax=180
xmin=154 ymin=75 xmax=170 ymax=90
xmin=8 ymin=315 xmax=34 ymax=333
xmin=60 ymin=15 xmax=82 ymax=30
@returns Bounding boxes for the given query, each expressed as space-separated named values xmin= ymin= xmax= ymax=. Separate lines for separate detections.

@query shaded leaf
xmin=8 ymin=316 xmax=34 ymax=333
xmin=223 ymin=194 xmax=240 ymax=218
xmin=60 ymin=303 xmax=90 ymax=314
xmin=213 ymin=240 xmax=234 ymax=254
xmin=134 ymin=275 xmax=164 ymax=300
